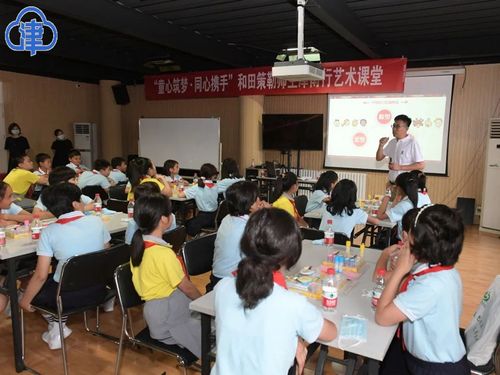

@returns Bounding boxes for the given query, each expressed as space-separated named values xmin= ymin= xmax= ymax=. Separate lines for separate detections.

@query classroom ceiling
xmin=1 ymin=0 xmax=500 ymax=84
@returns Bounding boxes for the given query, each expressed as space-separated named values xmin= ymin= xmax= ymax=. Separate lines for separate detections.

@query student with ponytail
xmin=272 ymin=172 xmax=308 ymax=227
xmin=178 ymin=163 xmax=219 ymax=236
xmin=377 ymin=172 xmax=431 ymax=239
xmin=126 ymin=157 xmax=172 ymax=201
xmin=213 ymin=208 xmax=336 ymax=375
xmin=130 ymin=193 xmax=201 ymax=359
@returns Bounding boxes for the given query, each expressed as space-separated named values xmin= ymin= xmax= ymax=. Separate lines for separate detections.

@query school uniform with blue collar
xmin=124 ymin=215 xmax=177 ymax=245
xmin=1 ymin=202 xmax=23 ymax=215
xmin=35 ymin=194 xmax=93 ymax=212
xmin=387 ymin=192 xmax=432 ymax=239
xmin=109 ymin=169 xmax=128 ymax=184
xmin=319 ymin=207 xmax=368 ymax=237
xmin=184 ymin=180 xmax=219 ymax=236
xmin=31 ymin=211 xmax=111 ymax=310
xmin=217 ymin=177 xmax=245 ymax=197
xmin=306 ymin=189 xmax=329 ymax=213
xmin=66 ymin=162 xmax=88 ymax=172
xmin=77 ymin=170 xmax=111 ymax=190
xmin=389 ymin=263 xmax=469 ymax=374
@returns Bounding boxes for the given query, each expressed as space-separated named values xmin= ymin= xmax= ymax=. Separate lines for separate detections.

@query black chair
xmin=106 ymin=198 xmax=128 ymax=214
xmin=294 ymin=195 xmax=308 ymax=217
xmin=25 ymin=243 xmax=130 ymax=375
xmin=201 ymin=200 xmax=229 ymax=234
xmin=182 ymin=233 xmax=217 ymax=276
xmin=109 ymin=185 xmax=127 ymax=201
xmin=82 ymin=185 xmax=109 ymax=201
xmin=162 ymin=225 xmax=187 ymax=255
xmin=300 ymin=227 xmax=324 ymax=241
xmin=334 ymin=232 xmax=350 ymax=246
xmin=113 ymin=264 xmax=197 ymax=375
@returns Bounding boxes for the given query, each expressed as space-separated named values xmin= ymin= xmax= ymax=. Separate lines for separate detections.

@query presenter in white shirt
xmin=376 ymin=114 xmax=425 ymax=184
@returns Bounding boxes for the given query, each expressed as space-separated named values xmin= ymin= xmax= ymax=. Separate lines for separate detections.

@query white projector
xmin=272 ymin=60 xmax=325 ymax=82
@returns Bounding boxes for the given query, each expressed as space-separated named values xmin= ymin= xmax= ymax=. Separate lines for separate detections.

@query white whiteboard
xmin=138 ymin=118 xmax=220 ymax=170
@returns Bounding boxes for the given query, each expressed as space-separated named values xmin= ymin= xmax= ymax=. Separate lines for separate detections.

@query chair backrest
xmin=109 ymin=184 xmax=127 ymax=200
xmin=334 ymin=232 xmax=349 ymax=246
xmin=82 ymin=185 xmax=109 ymax=201
xmin=215 ymin=200 xmax=229 ymax=229
xmin=58 ymin=243 xmax=130 ymax=293
xmin=182 ymin=233 xmax=217 ymax=276
xmin=162 ymin=225 xmax=187 ymax=254
xmin=106 ymin=198 xmax=128 ymax=214
xmin=300 ymin=227 xmax=324 ymax=241
xmin=294 ymin=195 xmax=308 ymax=217
xmin=114 ymin=263 xmax=143 ymax=310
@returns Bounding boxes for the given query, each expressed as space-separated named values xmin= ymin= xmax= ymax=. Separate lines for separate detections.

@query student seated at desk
xmin=66 ymin=149 xmax=89 ymax=174
xmin=319 ymin=179 xmax=379 ymax=238
xmin=376 ymin=205 xmax=469 ymax=375
xmin=0 ymin=181 xmax=32 ymax=226
xmin=272 ymin=172 xmax=308 ymax=227
xmin=130 ymin=193 xmax=202 ymax=359
xmin=124 ymin=183 xmax=176 ymax=245
xmin=208 ymin=181 xmax=269 ymax=291
xmin=178 ymin=163 xmax=219 ymax=237
xmin=216 ymin=158 xmax=245 ymax=197
xmin=32 ymin=153 xmax=52 ymax=200
xmin=33 ymin=167 xmax=95 ymax=220
xmin=377 ymin=172 xmax=431 ymax=240
xmin=3 ymin=154 xmax=49 ymax=197
xmin=163 ymin=159 xmax=183 ymax=183
xmin=126 ymin=157 xmax=172 ymax=201
xmin=19 ymin=183 xmax=111 ymax=350
xmin=109 ymin=157 xmax=128 ymax=184
xmin=77 ymin=159 xmax=115 ymax=192
xmin=305 ymin=170 xmax=338 ymax=213
xmin=213 ymin=208 xmax=337 ymax=375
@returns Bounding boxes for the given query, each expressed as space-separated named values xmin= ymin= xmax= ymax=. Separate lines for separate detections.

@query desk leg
xmin=386 ymin=227 xmax=391 ymax=248
xmin=367 ymin=358 xmax=380 ymax=375
xmin=7 ymin=259 xmax=26 ymax=373
xmin=201 ymin=313 xmax=212 ymax=375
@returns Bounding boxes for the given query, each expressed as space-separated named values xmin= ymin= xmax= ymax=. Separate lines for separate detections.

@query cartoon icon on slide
xmin=342 ymin=119 xmax=350 ymax=127
xmin=360 ymin=119 xmax=367 ymax=127
xmin=377 ymin=109 xmax=392 ymax=124
xmin=413 ymin=118 xmax=424 ymax=128
xmin=425 ymin=118 xmax=432 ymax=127
xmin=352 ymin=119 xmax=359 ymax=127
xmin=434 ymin=118 xmax=443 ymax=127
xmin=334 ymin=119 xmax=340 ymax=127
xmin=353 ymin=132 xmax=367 ymax=147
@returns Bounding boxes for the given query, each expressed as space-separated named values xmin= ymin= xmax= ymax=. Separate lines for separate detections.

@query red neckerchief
xmin=144 ymin=241 xmax=157 ymax=249
xmin=397 ymin=265 xmax=454 ymax=350
xmin=204 ymin=180 xmax=215 ymax=188
xmin=56 ymin=214 xmax=85 ymax=224
xmin=288 ymin=198 xmax=301 ymax=219
xmin=230 ymin=270 xmax=288 ymax=289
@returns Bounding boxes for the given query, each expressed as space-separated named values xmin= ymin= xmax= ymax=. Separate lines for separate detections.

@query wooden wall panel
xmin=121 ymin=85 xmax=240 ymax=164
xmin=263 ymin=64 xmax=500 ymax=207
xmin=0 ymin=70 xmax=100 ymax=170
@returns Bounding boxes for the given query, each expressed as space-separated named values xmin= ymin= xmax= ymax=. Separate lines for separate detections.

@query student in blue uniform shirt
xmin=78 ymin=159 xmax=115 ymax=192
xmin=109 ymin=157 xmax=128 ymax=184
xmin=217 ymin=158 xmax=245 ymax=197
xmin=163 ymin=159 xmax=182 ymax=183
xmin=33 ymin=153 xmax=52 ymax=200
xmin=213 ymin=208 xmax=337 ymax=375
xmin=378 ymin=172 xmax=431 ymax=240
xmin=376 ymin=205 xmax=470 ymax=375
xmin=124 ymin=182 xmax=176 ymax=245
xmin=319 ymin=179 xmax=379 ymax=242
xmin=66 ymin=149 xmax=88 ymax=174
xmin=305 ymin=170 xmax=338 ymax=213
xmin=19 ymin=183 xmax=111 ymax=350
xmin=0 ymin=181 xmax=32 ymax=226
xmin=33 ymin=166 xmax=94 ymax=219
xmin=178 ymin=163 xmax=219 ymax=237
xmin=208 ymin=181 xmax=269 ymax=291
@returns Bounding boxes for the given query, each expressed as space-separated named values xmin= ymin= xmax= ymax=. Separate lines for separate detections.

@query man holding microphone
xmin=376 ymin=114 xmax=425 ymax=184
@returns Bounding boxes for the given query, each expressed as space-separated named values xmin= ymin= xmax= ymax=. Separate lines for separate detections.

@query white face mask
xmin=338 ymin=315 xmax=368 ymax=350
xmin=11 ymin=129 xmax=20 ymax=135
xmin=57 ymin=134 xmax=65 ymax=140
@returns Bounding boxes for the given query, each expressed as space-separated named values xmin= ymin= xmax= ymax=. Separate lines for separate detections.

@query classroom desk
xmin=304 ymin=208 xmax=396 ymax=248
xmin=189 ymin=241 xmax=398 ymax=375
xmin=0 ymin=212 xmax=128 ymax=373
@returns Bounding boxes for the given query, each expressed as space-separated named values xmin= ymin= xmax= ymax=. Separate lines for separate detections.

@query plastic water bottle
xmin=31 ymin=215 xmax=41 ymax=241
xmin=94 ymin=194 xmax=102 ymax=216
xmin=324 ymin=219 xmax=334 ymax=246
xmin=322 ymin=268 xmax=338 ymax=311
xmin=127 ymin=200 xmax=134 ymax=219
xmin=371 ymin=269 xmax=386 ymax=310
xmin=193 ymin=173 xmax=199 ymax=185
xmin=0 ymin=229 xmax=6 ymax=249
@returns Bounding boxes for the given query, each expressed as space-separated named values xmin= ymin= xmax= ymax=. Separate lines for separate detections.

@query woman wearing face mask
xmin=4 ymin=123 xmax=30 ymax=172
xmin=51 ymin=129 xmax=74 ymax=167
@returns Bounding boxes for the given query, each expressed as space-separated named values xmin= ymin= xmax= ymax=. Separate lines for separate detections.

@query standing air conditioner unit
xmin=480 ymin=118 xmax=500 ymax=234
xmin=73 ymin=123 xmax=98 ymax=169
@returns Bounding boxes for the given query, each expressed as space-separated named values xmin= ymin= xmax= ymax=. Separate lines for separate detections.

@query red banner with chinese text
xmin=144 ymin=58 xmax=406 ymax=100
